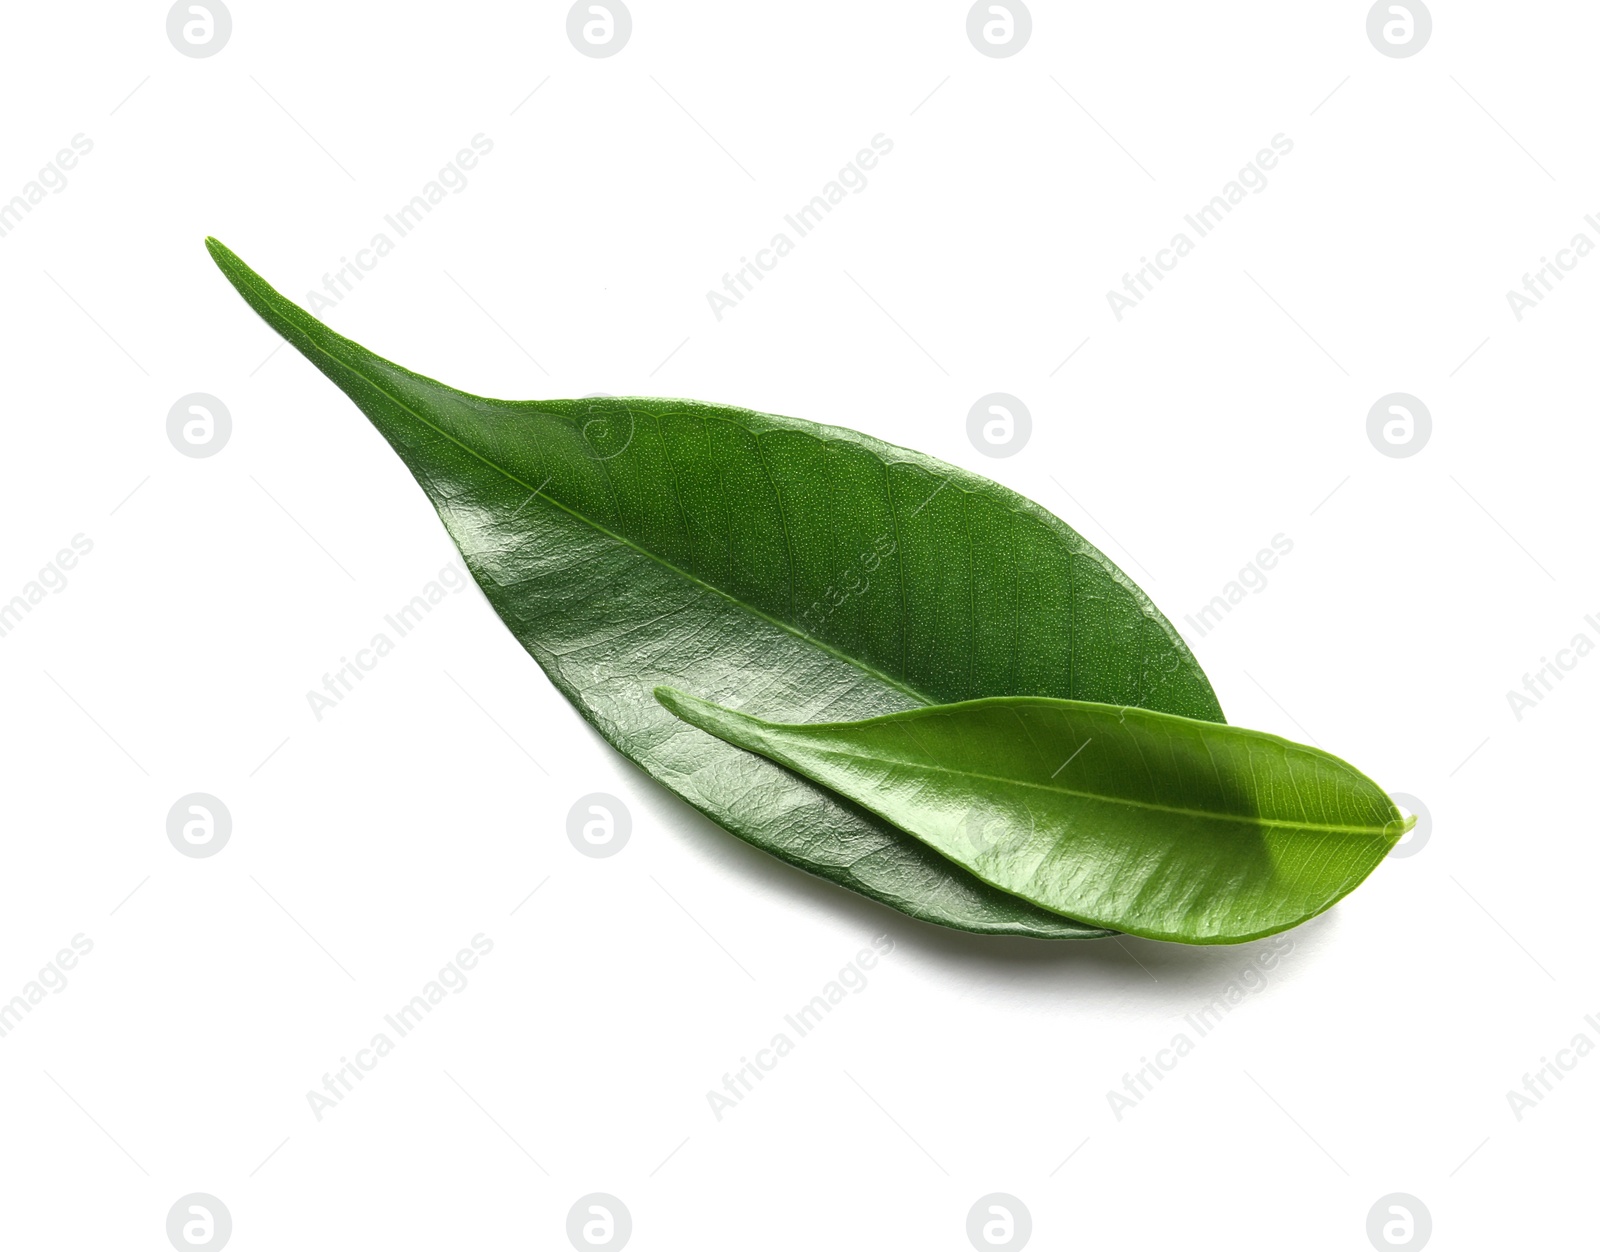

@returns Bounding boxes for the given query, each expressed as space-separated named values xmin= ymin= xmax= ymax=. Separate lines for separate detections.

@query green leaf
xmin=656 ymin=689 xmax=1409 ymax=944
xmin=207 ymin=237 xmax=1222 ymax=939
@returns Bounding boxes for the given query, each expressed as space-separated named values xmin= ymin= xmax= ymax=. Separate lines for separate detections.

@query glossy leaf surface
xmin=658 ymin=690 xmax=1408 ymax=944
xmin=208 ymin=238 xmax=1222 ymax=938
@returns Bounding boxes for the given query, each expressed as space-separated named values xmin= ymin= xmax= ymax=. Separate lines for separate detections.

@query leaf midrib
xmin=755 ymin=742 xmax=1398 ymax=839
xmin=247 ymin=268 xmax=935 ymax=707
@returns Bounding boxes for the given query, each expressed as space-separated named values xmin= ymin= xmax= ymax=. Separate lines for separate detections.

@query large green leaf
xmin=657 ymin=690 xmax=1408 ymax=944
xmin=207 ymin=238 xmax=1222 ymax=938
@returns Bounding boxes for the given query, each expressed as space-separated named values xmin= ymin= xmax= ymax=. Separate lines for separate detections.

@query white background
xmin=0 ymin=2 xmax=1594 ymax=1248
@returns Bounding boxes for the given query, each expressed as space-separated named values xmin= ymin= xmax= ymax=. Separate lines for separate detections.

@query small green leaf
xmin=207 ymin=238 xmax=1221 ymax=939
xmin=657 ymin=689 xmax=1410 ymax=944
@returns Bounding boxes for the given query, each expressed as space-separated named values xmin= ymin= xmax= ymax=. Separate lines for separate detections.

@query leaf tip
xmin=1381 ymin=806 xmax=1419 ymax=843
xmin=204 ymin=237 xmax=249 ymax=287
xmin=653 ymin=685 xmax=690 ymax=715
xmin=654 ymin=687 xmax=755 ymax=740
xmin=204 ymin=238 xmax=260 ymax=291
